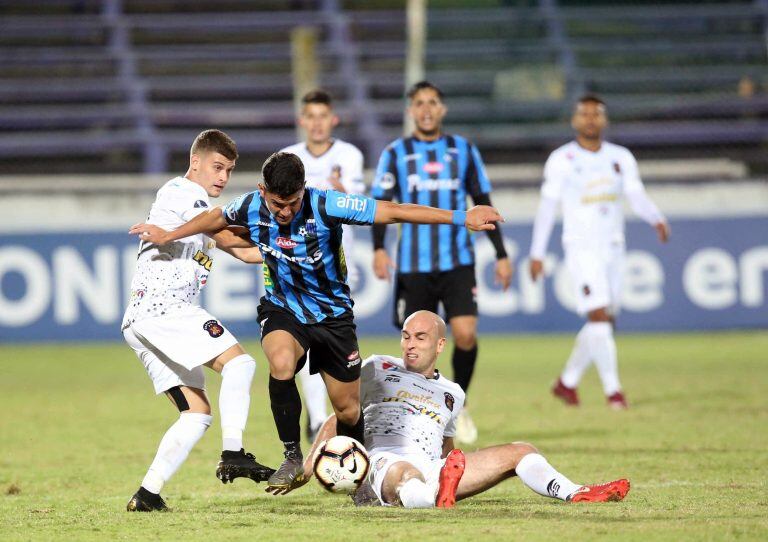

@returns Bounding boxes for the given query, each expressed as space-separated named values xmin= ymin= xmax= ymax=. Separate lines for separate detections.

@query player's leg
xmin=123 ymin=326 xmax=212 ymax=511
xmin=585 ymin=306 xmax=623 ymax=407
xmin=296 ymin=355 xmax=329 ymax=443
xmin=603 ymin=244 xmax=627 ymax=408
xmin=443 ymin=266 xmax=480 ymax=443
xmin=457 ymin=442 xmax=629 ymax=503
xmin=322 ymin=373 xmax=364 ymax=443
xmin=206 ymin=343 xmax=274 ymax=484
xmin=261 ymin=329 xmax=308 ymax=494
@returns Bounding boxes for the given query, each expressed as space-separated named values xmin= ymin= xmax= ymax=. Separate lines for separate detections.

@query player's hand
xmin=373 ymin=248 xmax=394 ymax=280
xmin=465 ymin=205 xmax=504 ymax=231
xmin=129 ymin=223 xmax=171 ymax=245
xmin=495 ymin=257 xmax=513 ymax=291
xmin=655 ymin=221 xmax=670 ymax=243
xmin=529 ymin=259 xmax=544 ymax=281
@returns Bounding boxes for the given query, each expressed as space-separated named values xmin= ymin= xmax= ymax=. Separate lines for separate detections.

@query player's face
xmin=572 ymin=101 xmax=607 ymax=140
xmin=191 ymin=151 xmax=235 ymax=198
xmin=400 ymin=316 xmax=446 ymax=376
xmin=409 ymin=88 xmax=446 ymax=138
xmin=300 ymin=103 xmax=338 ymax=146
xmin=259 ymin=185 xmax=304 ymax=225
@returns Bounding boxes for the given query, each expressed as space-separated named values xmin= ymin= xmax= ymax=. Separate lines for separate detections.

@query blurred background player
xmin=123 ymin=130 xmax=273 ymax=512
xmin=529 ymin=94 xmax=670 ymax=409
xmin=371 ymin=80 xmax=513 ymax=444
xmin=280 ymin=89 xmax=366 ymax=443
xmin=304 ymin=310 xmax=630 ymax=509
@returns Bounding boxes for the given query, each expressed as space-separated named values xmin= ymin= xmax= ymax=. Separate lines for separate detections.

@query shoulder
xmin=436 ymin=372 xmax=465 ymax=398
xmin=383 ymin=138 xmax=405 ymax=154
xmin=447 ymin=134 xmax=471 ymax=148
xmin=549 ymin=142 xmax=575 ymax=160
xmin=606 ymin=142 xmax=636 ymax=162
xmin=280 ymin=142 xmax=305 ymax=155
xmin=362 ymin=354 xmax=404 ymax=371
xmin=158 ymin=177 xmax=206 ymax=202
xmin=334 ymin=139 xmax=363 ymax=158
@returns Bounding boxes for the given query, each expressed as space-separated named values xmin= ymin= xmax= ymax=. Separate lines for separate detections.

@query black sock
xmin=336 ymin=409 xmax=365 ymax=444
xmin=452 ymin=345 xmax=478 ymax=394
xmin=269 ymin=376 xmax=302 ymax=450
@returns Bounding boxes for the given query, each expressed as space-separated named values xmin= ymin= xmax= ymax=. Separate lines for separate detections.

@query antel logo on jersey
xmin=423 ymin=161 xmax=443 ymax=174
xmin=336 ymin=195 xmax=367 ymax=212
xmin=276 ymin=237 xmax=298 ymax=249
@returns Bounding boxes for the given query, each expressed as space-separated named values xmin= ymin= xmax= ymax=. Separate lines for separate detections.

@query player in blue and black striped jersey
xmin=130 ymin=151 xmax=503 ymax=496
xmin=371 ymin=81 xmax=514 ymax=445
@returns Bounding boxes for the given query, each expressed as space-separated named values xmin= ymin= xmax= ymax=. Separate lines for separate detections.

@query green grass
xmin=1 ymin=332 xmax=767 ymax=541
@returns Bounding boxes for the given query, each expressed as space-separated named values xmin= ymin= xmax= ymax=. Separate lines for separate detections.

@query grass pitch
xmin=1 ymin=332 xmax=767 ymax=541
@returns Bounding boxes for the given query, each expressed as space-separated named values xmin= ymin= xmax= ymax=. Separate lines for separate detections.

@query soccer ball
xmin=312 ymin=436 xmax=370 ymax=494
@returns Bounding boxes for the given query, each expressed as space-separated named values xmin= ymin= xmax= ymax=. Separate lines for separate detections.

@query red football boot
xmin=569 ymin=478 xmax=630 ymax=503
xmin=552 ymin=379 xmax=579 ymax=406
xmin=435 ymin=449 xmax=465 ymax=509
xmin=607 ymin=391 xmax=628 ymax=410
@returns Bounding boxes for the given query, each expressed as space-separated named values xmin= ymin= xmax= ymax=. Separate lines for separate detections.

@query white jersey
xmin=281 ymin=139 xmax=365 ymax=285
xmin=121 ymin=177 xmax=216 ymax=329
xmin=360 ymin=355 xmax=465 ymax=462
xmin=542 ymin=140 xmax=645 ymax=248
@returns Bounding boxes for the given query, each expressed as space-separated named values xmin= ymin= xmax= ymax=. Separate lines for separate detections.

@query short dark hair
xmin=190 ymin=129 xmax=238 ymax=161
xmin=406 ymin=80 xmax=444 ymax=101
xmin=575 ymin=93 xmax=606 ymax=110
xmin=302 ymin=89 xmax=333 ymax=107
xmin=262 ymin=152 xmax=305 ymax=198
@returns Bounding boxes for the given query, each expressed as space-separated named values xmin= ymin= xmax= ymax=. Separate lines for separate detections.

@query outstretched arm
xmin=129 ymin=207 xmax=229 ymax=245
xmin=373 ymin=200 xmax=502 ymax=232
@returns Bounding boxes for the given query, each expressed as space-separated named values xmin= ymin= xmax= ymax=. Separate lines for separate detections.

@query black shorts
xmin=256 ymin=299 xmax=362 ymax=383
xmin=392 ymin=265 xmax=478 ymax=328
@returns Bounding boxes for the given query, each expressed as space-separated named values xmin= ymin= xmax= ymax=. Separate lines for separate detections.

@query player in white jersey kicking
xmin=280 ymin=89 xmax=366 ymax=444
xmin=122 ymin=129 xmax=274 ymax=511
xmin=529 ymin=94 xmax=670 ymax=409
xmin=302 ymin=310 xmax=630 ymax=508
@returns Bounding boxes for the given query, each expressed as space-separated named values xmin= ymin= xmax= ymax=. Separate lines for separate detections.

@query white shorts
xmin=123 ymin=306 xmax=238 ymax=394
xmin=565 ymin=243 xmax=625 ymax=316
xmin=368 ymin=447 xmax=445 ymax=506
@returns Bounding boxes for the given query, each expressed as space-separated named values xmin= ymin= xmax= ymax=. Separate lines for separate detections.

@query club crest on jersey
xmin=444 ymin=392 xmax=455 ymax=411
xmin=423 ymin=161 xmax=444 ymax=174
xmin=276 ymin=237 xmax=298 ymax=249
xmin=194 ymin=200 xmax=209 ymax=208
xmin=378 ymin=172 xmax=396 ymax=190
xmin=583 ymin=285 xmax=591 ymax=296
xmin=613 ymin=162 xmax=621 ymax=173
xmin=203 ymin=319 xmax=224 ymax=338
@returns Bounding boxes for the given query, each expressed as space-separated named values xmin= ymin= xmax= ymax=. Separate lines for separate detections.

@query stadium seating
xmin=0 ymin=0 xmax=765 ymax=175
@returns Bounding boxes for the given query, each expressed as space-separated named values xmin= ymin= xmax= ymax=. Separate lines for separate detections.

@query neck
xmin=576 ymin=135 xmax=602 ymax=152
xmin=413 ymin=130 xmax=441 ymax=142
xmin=305 ymin=139 xmax=333 ymax=157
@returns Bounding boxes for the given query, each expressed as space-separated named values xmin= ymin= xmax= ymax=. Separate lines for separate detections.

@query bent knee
xmin=333 ymin=402 xmax=361 ymax=424
xmin=511 ymin=441 xmax=538 ymax=456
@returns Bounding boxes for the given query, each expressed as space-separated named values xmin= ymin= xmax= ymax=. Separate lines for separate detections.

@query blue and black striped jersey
xmin=371 ymin=135 xmax=492 ymax=273
xmin=222 ymin=187 xmax=377 ymax=324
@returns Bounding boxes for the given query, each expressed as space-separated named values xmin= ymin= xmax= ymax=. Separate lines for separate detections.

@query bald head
xmin=400 ymin=311 xmax=448 ymax=376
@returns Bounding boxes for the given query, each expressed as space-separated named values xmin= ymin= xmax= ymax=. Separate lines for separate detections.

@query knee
xmin=268 ymin=350 xmax=298 ymax=380
xmin=452 ymin=329 xmax=477 ymax=350
xmin=333 ymin=401 xmax=361 ymax=425
xmin=509 ymin=442 xmax=538 ymax=468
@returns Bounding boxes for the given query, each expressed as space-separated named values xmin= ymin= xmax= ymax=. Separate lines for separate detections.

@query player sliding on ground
xmin=122 ymin=130 xmax=274 ymax=512
xmin=130 ymin=152 xmax=502 ymax=496
xmin=303 ymin=310 xmax=630 ymax=508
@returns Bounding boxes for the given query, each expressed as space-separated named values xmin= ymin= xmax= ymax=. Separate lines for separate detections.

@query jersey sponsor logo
xmin=581 ymin=193 xmax=618 ymax=205
xmin=423 ymin=161 xmax=444 ymax=174
xmin=276 ymin=236 xmax=299 ymax=249
xmin=377 ymin=172 xmax=396 ymax=190
xmin=382 ymin=395 xmax=442 ymax=422
xmin=346 ymin=351 xmax=362 ymax=368
xmin=256 ymin=220 xmax=277 ymax=228
xmin=194 ymin=200 xmax=209 ymax=208
xmin=381 ymin=361 xmax=399 ymax=371
xmin=335 ymin=194 xmax=367 ymax=212
xmin=384 ymin=375 xmax=401 ymax=383
xmin=444 ymin=392 xmax=455 ymax=411
xmin=260 ymin=244 xmax=323 ymax=264
xmin=262 ymin=264 xmax=273 ymax=287
xmin=192 ymin=250 xmax=213 ymax=271
xmin=407 ymin=177 xmax=461 ymax=193
xmin=203 ymin=319 xmax=224 ymax=338
xmin=396 ymin=389 xmax=440 ymax=409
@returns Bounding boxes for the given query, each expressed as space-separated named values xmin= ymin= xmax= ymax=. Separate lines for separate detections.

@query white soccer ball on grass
xmin=312 ymin=436 xmax=370 ymax=494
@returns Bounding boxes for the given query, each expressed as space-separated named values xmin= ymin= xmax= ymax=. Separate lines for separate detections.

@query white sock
xmin=298 ymin=361 xmax=328 ymax=429
xmin=398 ymin=478 xmax=436 ymax=508
xmin=515 ymin=453 xmax=581 ymax=501
xmin=584 ymin=322 xmax=622 ymax=395
xmin=220 ymin=354 xmax=256 ymax=452
xmin=560 ymin=324 xmax=592 ymax=388
xmin=141 ymin=412 xmax=212 ymax=494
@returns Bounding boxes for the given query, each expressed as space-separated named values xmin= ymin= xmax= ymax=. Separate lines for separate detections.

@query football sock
xmin=269 ymin=375 xmax=302 ymax=449
xmin=451 ymin=345 xmax=478 ymax=393
xmin=336 ymin=409 xmax=365 ymax=444
xmin=584 ymin=322 xmax=622 ymax=395
xmin=219 ymin=354 xmax=256 ymax=452
xmin=141 ymin=412 xmax=212 ymax=494
xmin=297 ymin=362 xmax=328 ymax=430
xmin=560 ymin=324 xmax=592 ymax=388
xmin=515 ymin=453 xmax=581 ymax=501
xmin=398 ymin=478 xmax=436 ymax=509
